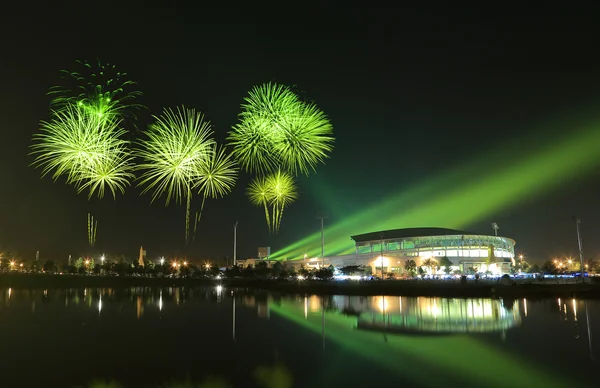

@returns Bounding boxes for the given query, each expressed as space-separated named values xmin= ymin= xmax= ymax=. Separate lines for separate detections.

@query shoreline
xmin=1 ymin=273 xmax=600 ymax=299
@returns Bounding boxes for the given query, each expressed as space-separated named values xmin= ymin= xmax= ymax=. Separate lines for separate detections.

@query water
xmin=0 ymin=286 xmax=597 ymax=388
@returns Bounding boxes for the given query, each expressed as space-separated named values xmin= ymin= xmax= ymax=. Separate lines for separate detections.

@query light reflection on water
xmin=0 ymin=287 xmax=597 ymax=387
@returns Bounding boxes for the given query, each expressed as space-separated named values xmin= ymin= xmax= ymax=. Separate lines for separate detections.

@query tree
xmin=439 ymin=257 xmax=453 ymax=274
xmin=528 ymin=263 xmax=541 ymax=273
xmin=339 ymin=265 xmax=362 ymax=276
xmin=74 ymin=257 xmax=84 ymax=269
xmin=540 ymin=260 xmax=555 ymax=274
xmin=255 ymin=261 xmax=271 ymax=279
xmin=362 ymin=265 xmax=372 ymax=275
xmin=422 ymin=258 xmax=438 ymax=275
xmin=299 ymin=264 xmax=310 ymax=278
xmin=272 ymin=261 xmax=283 ymax=278
xmin=404 ymin=260 xmax=417 ymax=275
xmin=85 ymin=258 xmax=96 ymax=273
xmin=43 ymin=260 xmax=57 ymax=273
xmin=315 ymin=266 xmax=334 ymax=281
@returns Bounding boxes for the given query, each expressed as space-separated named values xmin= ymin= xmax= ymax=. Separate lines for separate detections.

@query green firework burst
xmin=228 ymin=82 xmax=334 ymax=175
xmin=31 ymin=104 xmax=134 ymax=199
xmin=48 ymin=59 xmax=143 ymax=125
xmin=247 ymin=170 xmax=297 ymax=233
xmin=137 ymin=107 xmax=237 ymax=243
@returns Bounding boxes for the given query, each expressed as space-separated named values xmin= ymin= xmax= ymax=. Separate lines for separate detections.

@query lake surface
xmin=0 ymin=286 xmax=597 ymax=388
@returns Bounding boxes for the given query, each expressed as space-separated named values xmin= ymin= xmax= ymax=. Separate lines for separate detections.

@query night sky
xmin=1 ymin=4 xmax=600 ymax=264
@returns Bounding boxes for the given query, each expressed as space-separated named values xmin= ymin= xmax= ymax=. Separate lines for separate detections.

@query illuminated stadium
xmin=289 ymin=227 xmax=516 ymax=275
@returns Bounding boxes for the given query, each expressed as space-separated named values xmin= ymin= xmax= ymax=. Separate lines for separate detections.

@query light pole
xmin=317 ymin=214 xmax=327 ymax=268
xmin=491 ymin=222 xmax=499 ymax=236
xmin=574 ymin=217 xmax=586 ymax=283
xmin=380 ymin=234 xmax=384 ymax=279
xmin=233 ymin=221 xmax=238 ymax=267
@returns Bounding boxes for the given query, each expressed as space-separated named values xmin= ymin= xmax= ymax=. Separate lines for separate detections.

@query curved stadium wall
xmin=319 ymin=227 xmax=516 ymax=275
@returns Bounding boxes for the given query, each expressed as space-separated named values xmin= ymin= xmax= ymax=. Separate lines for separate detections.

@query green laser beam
xmin=272 ymin=121 xmax=600 ymax=260
xmin=269 ymin=300 xmax=572 ymax=388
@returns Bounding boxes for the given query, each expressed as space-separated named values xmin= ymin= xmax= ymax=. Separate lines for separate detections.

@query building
xmin=286 ymin=227 xmax=515 ymax=275
xmin=236 ymin=258 xmax=278 ymax=268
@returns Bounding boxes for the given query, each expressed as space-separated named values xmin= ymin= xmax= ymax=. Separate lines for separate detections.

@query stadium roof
xmin=350 ymin=227 xmax=484 ymax=243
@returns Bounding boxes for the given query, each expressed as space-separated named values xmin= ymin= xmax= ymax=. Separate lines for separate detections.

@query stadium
xmin=287 ymin=227 xmax=516 ymax=276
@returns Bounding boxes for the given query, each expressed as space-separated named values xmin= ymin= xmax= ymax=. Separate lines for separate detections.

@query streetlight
xmin=183 ymin=261 xmax=188 ymax=266
xmin=233 ymin=221 xmax=238 ymax=267
xmin=160 ymin=257 xmax=165 ymax=266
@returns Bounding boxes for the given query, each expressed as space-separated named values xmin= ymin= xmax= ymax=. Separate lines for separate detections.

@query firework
xmin=87 ymin=213 xmax=97 ymax=247
xmin=31 ymin=104 xmax=134 ymax=199
xmin=247 ymin=170 xmax=297 ymax=233
xmin=228 ymin=82 xmax=334 ymax=175
xmin=266 ymin=170 xmax=297 ymax=232
xmin=136 ymin=107 xmax=217 ymax=243
xmin=192 ymin=144 xmax=238 ymax=239
xmin=273 ymin=101 xmax=334 ymax=175
xmin=48 ymin=59 xmax=143 ymax=124
xmin=247 ymin=175 xmax=272 ymax=231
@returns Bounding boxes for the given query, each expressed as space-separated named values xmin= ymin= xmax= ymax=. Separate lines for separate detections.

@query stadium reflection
xmin=246 ymin=294 xmax=521 ymax=335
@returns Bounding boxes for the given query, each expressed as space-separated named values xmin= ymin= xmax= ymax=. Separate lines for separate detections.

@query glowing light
xmin=304 ymin=295 xmax=308 ymax=319
xmin=271 ymin=118 xmax=600 ymax=259
xmin=48 ymin=59 xmax=143 ymax=125
xmin=31 ymin=104 xmax=134 ymax=199
xmin=248 ymin=170 xmax=297 ymax=233
xmin=228 ymin=82 xmax=334 ymax=175
xmin=136 ymin=107 xmax=235 ymax=243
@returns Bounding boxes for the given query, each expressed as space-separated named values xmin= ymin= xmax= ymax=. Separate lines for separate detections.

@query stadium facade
xmin=287 ymin=227 xmax=516 ymax=276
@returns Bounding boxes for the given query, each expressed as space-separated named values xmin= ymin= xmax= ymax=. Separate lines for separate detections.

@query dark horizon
xmin=2 ymin=4 xmax=600 ymax=264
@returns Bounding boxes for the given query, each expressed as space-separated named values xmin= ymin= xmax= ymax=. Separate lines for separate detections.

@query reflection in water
xmin=159 ymin=290 xmax=163 ymax=312
xmin=0 ymin=287 xmax=596 ymax=388
xmin=586 ymin=300 xmax=595 ymax=362
xmin=232 ymin=291 xmax=236 ymax=341
xmin=0 ymin=288 xmax=594 ymax=359
xmin=356 ymin=296 xmax=520 ymax=334
xmin=137 ymin=296 xmax=143 ymax=319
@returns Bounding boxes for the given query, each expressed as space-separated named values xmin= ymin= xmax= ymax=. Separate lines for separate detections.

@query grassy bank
xmin=1 ymin=273 xmax=600 ymax=299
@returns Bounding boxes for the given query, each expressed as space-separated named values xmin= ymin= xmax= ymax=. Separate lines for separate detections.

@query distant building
xmin=236 ymin=258 xmax=278 ymax=268
xmin=139 ymin=246 xmax=146 ymax=267
xmin=286 ymin=227 xmax=515 ymax=275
